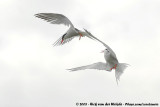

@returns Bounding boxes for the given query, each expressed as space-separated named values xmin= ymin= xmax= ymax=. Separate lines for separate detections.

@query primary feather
xmin=35 ymin=13 xmax=74 ymax=27
xmin=68 ymin=62 xmax=111 ymax=71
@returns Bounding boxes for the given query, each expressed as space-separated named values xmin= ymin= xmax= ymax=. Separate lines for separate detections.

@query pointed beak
xmin=100 ymin=50 xmax=104 ymax=53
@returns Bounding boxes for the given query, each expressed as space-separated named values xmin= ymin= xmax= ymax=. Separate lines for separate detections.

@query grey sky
xmin=0 ymin=0 xmax=160 ymax=107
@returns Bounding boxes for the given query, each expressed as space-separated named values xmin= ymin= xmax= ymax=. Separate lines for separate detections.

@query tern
xmin=35 ymin=13 xmax=93 ymax=46
xmin=68 ymin=29 xmax=129 ymax=84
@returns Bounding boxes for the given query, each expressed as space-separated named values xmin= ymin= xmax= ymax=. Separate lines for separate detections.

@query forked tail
xmin=115 ymin=63 xmax=129 ymax=84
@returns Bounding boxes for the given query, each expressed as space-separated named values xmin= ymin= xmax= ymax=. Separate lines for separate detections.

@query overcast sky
xmin=0 ymin=0 xmax=160 ymax=107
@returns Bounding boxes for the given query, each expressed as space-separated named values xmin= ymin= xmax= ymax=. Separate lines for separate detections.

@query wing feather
xmin=67 ymin=62 xmax=111 ymax=71
xmin=83 ymin=29 xmax=117 ymax=58
xmin=35 ymin=13 xmax=74 ymax=27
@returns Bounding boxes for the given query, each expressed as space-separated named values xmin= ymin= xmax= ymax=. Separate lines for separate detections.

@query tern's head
xmin=101 ymin=49 xmax=109 ymax=53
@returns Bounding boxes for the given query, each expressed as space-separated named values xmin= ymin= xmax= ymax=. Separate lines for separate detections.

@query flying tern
xmin=68 ymin=29 xmax=129 ymax=84
xmin=35 ymin=13 xmax=93 ymax=46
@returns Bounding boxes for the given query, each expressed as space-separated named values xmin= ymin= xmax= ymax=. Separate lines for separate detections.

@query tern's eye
xmin=106 ymin=49 xmax=109 ymax=52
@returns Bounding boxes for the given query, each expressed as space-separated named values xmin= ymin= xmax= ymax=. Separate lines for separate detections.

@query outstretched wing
xmin=83 ymin=29 xmax=117 ymax=58
xmin=83 ymin=29 xmax=109 ymax=48
xmin=35 ymin=13 xmax=74 ymax=28
xmin=67 ymin=62 xmax=111 ymax=71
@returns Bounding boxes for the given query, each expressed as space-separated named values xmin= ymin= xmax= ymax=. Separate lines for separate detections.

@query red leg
xmin=61 ymin=39 xmax=63 ymax=44
xmin=79 ymin=33 xmax=83 ymax=40
xmin=110 ymin=64 xmax=117 ymax=70
xmin=115 ymin=64 xmax=117 ymax=69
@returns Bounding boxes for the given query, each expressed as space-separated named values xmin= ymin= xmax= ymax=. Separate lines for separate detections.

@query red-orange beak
xmin=100 ymin=50 xmax=104 ymax=53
